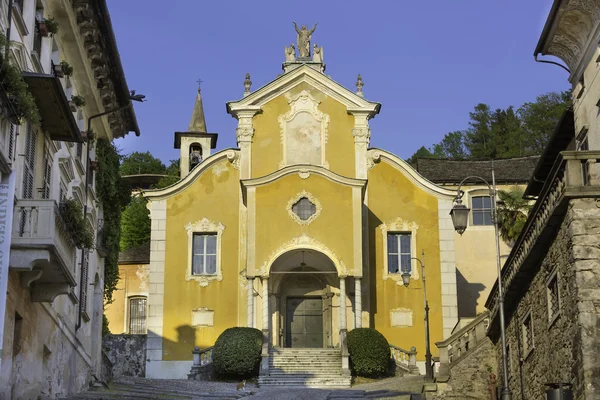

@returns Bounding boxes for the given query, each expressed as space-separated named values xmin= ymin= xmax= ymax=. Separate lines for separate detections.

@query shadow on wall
xmin=456 ymin=268 xmax=485 ymax=318
xmin=367 ymin=207 xmax=383 ymax=327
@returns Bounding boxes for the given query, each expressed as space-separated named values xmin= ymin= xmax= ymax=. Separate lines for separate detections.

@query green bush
xmin=213 ymin=327 xmax=262 ymax=378
xmin=347 ymin=328 xmax=391 ymax=378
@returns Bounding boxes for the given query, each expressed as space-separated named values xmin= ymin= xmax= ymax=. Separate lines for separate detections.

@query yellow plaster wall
xmin=254 ymin=173 xmax=355 ymax=273
xmin=105 ymin=264 xmax=148 ymax=334
xmin=251 ymin=82 xmax=355 ymax=178
xmin=162 ymin=160 xmax=241 ymax=360
xmin=367 ymin=161 xmax=443 ymax=358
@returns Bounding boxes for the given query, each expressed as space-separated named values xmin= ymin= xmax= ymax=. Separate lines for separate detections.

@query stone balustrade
xmin=188 ymin=346 xmax=214 ymax=380
xmin=389 ymin=344 xmax=420 ymax=374
xmin=486 ymin=150 xmax=600 ymax=333
xmin=435 ymin=311 xmax=490 ymax=382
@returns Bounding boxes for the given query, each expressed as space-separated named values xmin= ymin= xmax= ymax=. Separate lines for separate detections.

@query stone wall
xmin=103 ymin=334 xmax=147 ymax=378
xmin=428 ymin=337 xmax=497 ymax=400
xmin=496 ymin=198 xmax=600 ymax=399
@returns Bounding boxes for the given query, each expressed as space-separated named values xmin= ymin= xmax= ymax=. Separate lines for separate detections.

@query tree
xmin=155 ymin=159 xmax=180 ymax=189
xmin=496 ymin=188 xmax=531 ymax=244
xmin=432 ymin=131 xmax=468 ymax=159
xmin=120 ymin=151 xmax=167 ymax=176
xmin=465 ymin=103 xmax=494 ymax=159
xmin=518 ymin=91 xmax=571 ymax=155
xmin=119 ymin=195 xmax=150 ymax=251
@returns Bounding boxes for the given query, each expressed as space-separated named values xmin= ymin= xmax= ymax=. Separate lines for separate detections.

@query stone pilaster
xmin=438 ymin=198 xmax=458 ymax=338
xmin=235 ymin=111 xmax=257 ymax=180
xmin=354 ymin=278 xmax=362 ymax=328
xmin=339 ymin=276 xmax=347 ymax=331
xmin=247 ymin=277 xmax=254 ymax=328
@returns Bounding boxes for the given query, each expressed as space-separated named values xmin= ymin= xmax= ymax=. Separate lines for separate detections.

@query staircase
xmin=258 ymin=348 xmax=352 ymax=388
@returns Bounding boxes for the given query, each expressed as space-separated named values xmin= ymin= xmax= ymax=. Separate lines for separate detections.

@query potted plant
xmin=90 ymin=160 xmax=99 ymax=171
xmin=70 ymin=94 xmax=85 ymax=111
xmin=38 ymin=17 xmax=58 ymax=37
xmin=60 ymin=60 xmax=73 ymax=77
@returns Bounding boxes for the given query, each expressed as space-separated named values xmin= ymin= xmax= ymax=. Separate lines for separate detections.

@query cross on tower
xmin=196 ymin=78 xmax=203 ymax=91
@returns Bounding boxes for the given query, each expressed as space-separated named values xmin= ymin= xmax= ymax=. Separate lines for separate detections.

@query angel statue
xmin=293 ymin=21 xmax=317 ymax=58
xmin=313 ymin=44 xmax=323 ymax=63
xmin=285 ymin=43 xmax=296 ymax=62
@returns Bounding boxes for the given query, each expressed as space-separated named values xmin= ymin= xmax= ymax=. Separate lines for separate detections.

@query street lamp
xmin=449 ymin=169 xmax=512 ymax=400
xmin=401 ymin=251 xmax=433 ymax=381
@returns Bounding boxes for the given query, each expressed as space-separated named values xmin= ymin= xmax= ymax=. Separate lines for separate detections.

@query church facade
xmin=133 ymin=30 xmax=525 ymax=379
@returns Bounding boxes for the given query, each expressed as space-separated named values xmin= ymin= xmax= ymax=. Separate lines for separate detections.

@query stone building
xmin=480 ymin=0 xmax=600 ymax=398
xmin=0 ymin=0 xmax=139 ymax=398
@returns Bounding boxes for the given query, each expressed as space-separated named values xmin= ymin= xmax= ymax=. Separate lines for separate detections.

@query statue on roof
xmin=293 ymin=21 xmax=317 ymax=58
xmin=285 ymin=43 xmax=296 ymax=62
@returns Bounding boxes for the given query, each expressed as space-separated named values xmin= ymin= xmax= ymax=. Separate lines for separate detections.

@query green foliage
xmin=96 ymin=138 xmax=131 ymax=303
xmin=0 ymin=33 xmax=40 ymax=125
xmin=120 ymin=195 xmax=150 ymax=251
xmin=347 ymin=328 xmax=390 ymax=377
xmin=213 ymin=327 xmax=263 ymax=378
xmin=407 ymin=91 xmax=571 ymax=162
xmin=497 ymin=188 xmax=531 ymax=243
xmin=155 ymin=158 xmax=180 ymax=189
xmin=59 ymin=198 xmax=94 ymax=249
xmin=42 ymin=17 xmax=59 ymax=35
xmin=120 ymin=151 xmax=167 ymax=176
xmin=60 ymin=61 xmax=73 ymax=77
xmin=71 ymin=95 xmax=86 ymax=107
xmin=102 ymin=313 xmax=111 ymax=337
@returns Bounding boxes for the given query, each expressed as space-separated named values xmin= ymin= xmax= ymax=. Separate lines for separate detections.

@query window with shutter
xmin=22 ymin=124 xmax=37 ymax=199
xmin=8 ymin=124 xmax=16 ymax=162
xmin=80 ymin=249 xmax=89 ymax=316
xmin=42 ymin=146 xmax=52 ymax=199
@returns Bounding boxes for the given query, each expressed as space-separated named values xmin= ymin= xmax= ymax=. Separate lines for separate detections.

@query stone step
xmin=268 ymin=367 xmax=343 ymax=371
xmin=269 ymin=362 xmax=342 ymax=366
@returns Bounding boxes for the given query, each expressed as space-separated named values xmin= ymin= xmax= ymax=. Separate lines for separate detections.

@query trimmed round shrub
xmin=347 ymin=328 xmax=390 ymax=377
xmin=213 ymin=327 xmax=263 ymax=378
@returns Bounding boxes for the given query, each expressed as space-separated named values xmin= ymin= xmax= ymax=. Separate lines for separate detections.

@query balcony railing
xmin=486 ymin=151 xmax=600 ymax=332
xmin=11 ymin=199 xmax=78 ymax=296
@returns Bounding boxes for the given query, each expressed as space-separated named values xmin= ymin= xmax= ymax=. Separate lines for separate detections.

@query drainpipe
xmin=76 ymin=101 xmax=133 ymax=331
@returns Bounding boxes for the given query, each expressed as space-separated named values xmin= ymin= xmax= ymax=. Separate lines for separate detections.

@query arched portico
xmin=250 ymin=248 xmax=361 ymax=349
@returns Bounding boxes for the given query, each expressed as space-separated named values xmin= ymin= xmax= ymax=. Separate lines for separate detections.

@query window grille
xmin=472 ymin=196 xmax=493 ymax=226
xmin=387 ymin=233 xmax=411 ymax=274
xmin=129 ymin=297 xmax=147 ymax=334
xmin=292 ymin=197 xmax=316 ymax=221
xmin=192 ymin=233 xmax=217 ymax=275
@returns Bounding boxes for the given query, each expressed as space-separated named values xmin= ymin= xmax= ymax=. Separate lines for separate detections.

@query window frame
xmin=128 ymin=296 xmax=147 ymax=334
xmin=386 ymin=232 xmax=412 ymax=275
xmin=185 ymin=217 xmax=225 ymax=287
xmin=379 ymin=217 xmax=419 ymax=285
xmin=191 ymin=233 xmax=218 ymax=276
xmin=546 ymin=269 xmax=561 ymax=328
xmin=471 ymin=195 xmax=493 ymax=226
xmin=521 ymin=310 xmax=535 ymax=359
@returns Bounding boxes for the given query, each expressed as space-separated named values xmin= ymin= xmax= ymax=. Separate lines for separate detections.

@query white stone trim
xmin=438 ymin=198 xmax=458 ymax=338
xmin=143 ymin=149 xmax=240 ymax=200
xmin=379 ymin=217 xmax=419 ymax=285
xmin=287 ymin=190 xmax=322 ymax=225
xmin=184 ymin=217 xmax=225 ymax=287
xmin=227 ymin=64 xmax=380 ymax=117
xmin=366 ymin=149 xmax=456 ymax=198
xmin=390 ymin=308 xmax=414 ymax=328
xmin=146 ymin=199 xmax=167 ymax=364
xmin=191 ymin=308 xmax=215 ymax=327
xmin=242 ymin=164 xmax=366 ymax=189
xmin=278 ymin=90 xmax=330 ymax=169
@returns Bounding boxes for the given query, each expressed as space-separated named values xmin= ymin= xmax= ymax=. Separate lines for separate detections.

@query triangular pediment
xmin=227 ymin=65 xmax=380 ymax=118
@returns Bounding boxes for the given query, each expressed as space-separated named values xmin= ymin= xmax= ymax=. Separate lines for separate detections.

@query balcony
xmin=10 ymin=199 xmax=78 ymax=302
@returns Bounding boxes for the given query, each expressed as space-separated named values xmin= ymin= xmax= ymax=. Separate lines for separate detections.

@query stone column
xmin=354 ymin=277 xmax=362 ymax=328
xmin=339 ymin=277 xmax=347 ymax=331
xmin=247 ymin=277 xmax=254 ymax=328
xmin=262 ymin=277 xmax=269 ymax=331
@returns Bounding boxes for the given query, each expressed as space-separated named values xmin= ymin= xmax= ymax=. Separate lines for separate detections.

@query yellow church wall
xmin=251 ymin=82 xmax=355 ymax=179
xmin=253 ymin=173 xmax=355 ymax=274
xmin=105 ymin=264 xmax=149 ymax=334
xmin=367 ymin=161 xmax=444 ymax=358
xmin=161 ymin=159 xmax=241 ymax=360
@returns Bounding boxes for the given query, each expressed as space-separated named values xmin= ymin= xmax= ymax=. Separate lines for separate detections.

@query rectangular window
xmin=521 ymin=312 xmax=534 ymax=357
xmin=547 ymin=273 xmax=560 ymax=323
xmin=80 ymin=249 xmax=89 ymax=316
xmin=41 ymin=146 xmax=52 ymax=199
xmin=387 ymin=233 xmax=411 ymax=274
xmin=192 ymin=233 xmax=217 ymax=275
xmin=472 ymin=196 xmax=493 ymax=226
xmin=129 ymin=297 xmax=147 ymax=334
xmin=578 ymin=133 xmax=590 ymax=185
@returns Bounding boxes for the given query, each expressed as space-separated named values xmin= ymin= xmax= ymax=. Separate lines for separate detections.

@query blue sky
xmin=108 ymin=0 xmax=567 ymax=163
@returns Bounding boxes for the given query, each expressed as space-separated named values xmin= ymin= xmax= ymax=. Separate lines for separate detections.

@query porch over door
xmin=286 ymin=297 xmax=323 ymax=348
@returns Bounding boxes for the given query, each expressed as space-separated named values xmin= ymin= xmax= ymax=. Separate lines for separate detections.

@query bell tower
xmin=174 ymin=87 xmax=218 ymax=178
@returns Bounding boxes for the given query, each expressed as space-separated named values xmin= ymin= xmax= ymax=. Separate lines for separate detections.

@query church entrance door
xmin=285 ymin=297 xmax=323 ymax=348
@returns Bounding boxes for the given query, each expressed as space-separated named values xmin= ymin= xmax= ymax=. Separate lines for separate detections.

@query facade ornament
xmin=356 ymin=74 xmax=364 ymax=97
xmin=293 ymin=21 xmax=317 ymax=58
xmin=236 ymin=115 xmax=255 ymax=143
xmin=313 ymin=44 xmax=323 ymax=63
xmin=285 ymin=43 xmax=296 ymax=62
xmin=298 ymin=169 xmax=310 ymax=179
xmin=379 ymin=217 xmax=420 ymax=285
xmin=286 ymin=190 xmax=322 ymax=226
xmin=243 ymin=73 xmax=252 ymax=96
xmin=352 ymin=127 xmax=371 ymax=144
xmin=225 ymin=150 xmax=241 ymax=170
xmin=366 ymin=149 xmax=382 ymax=170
